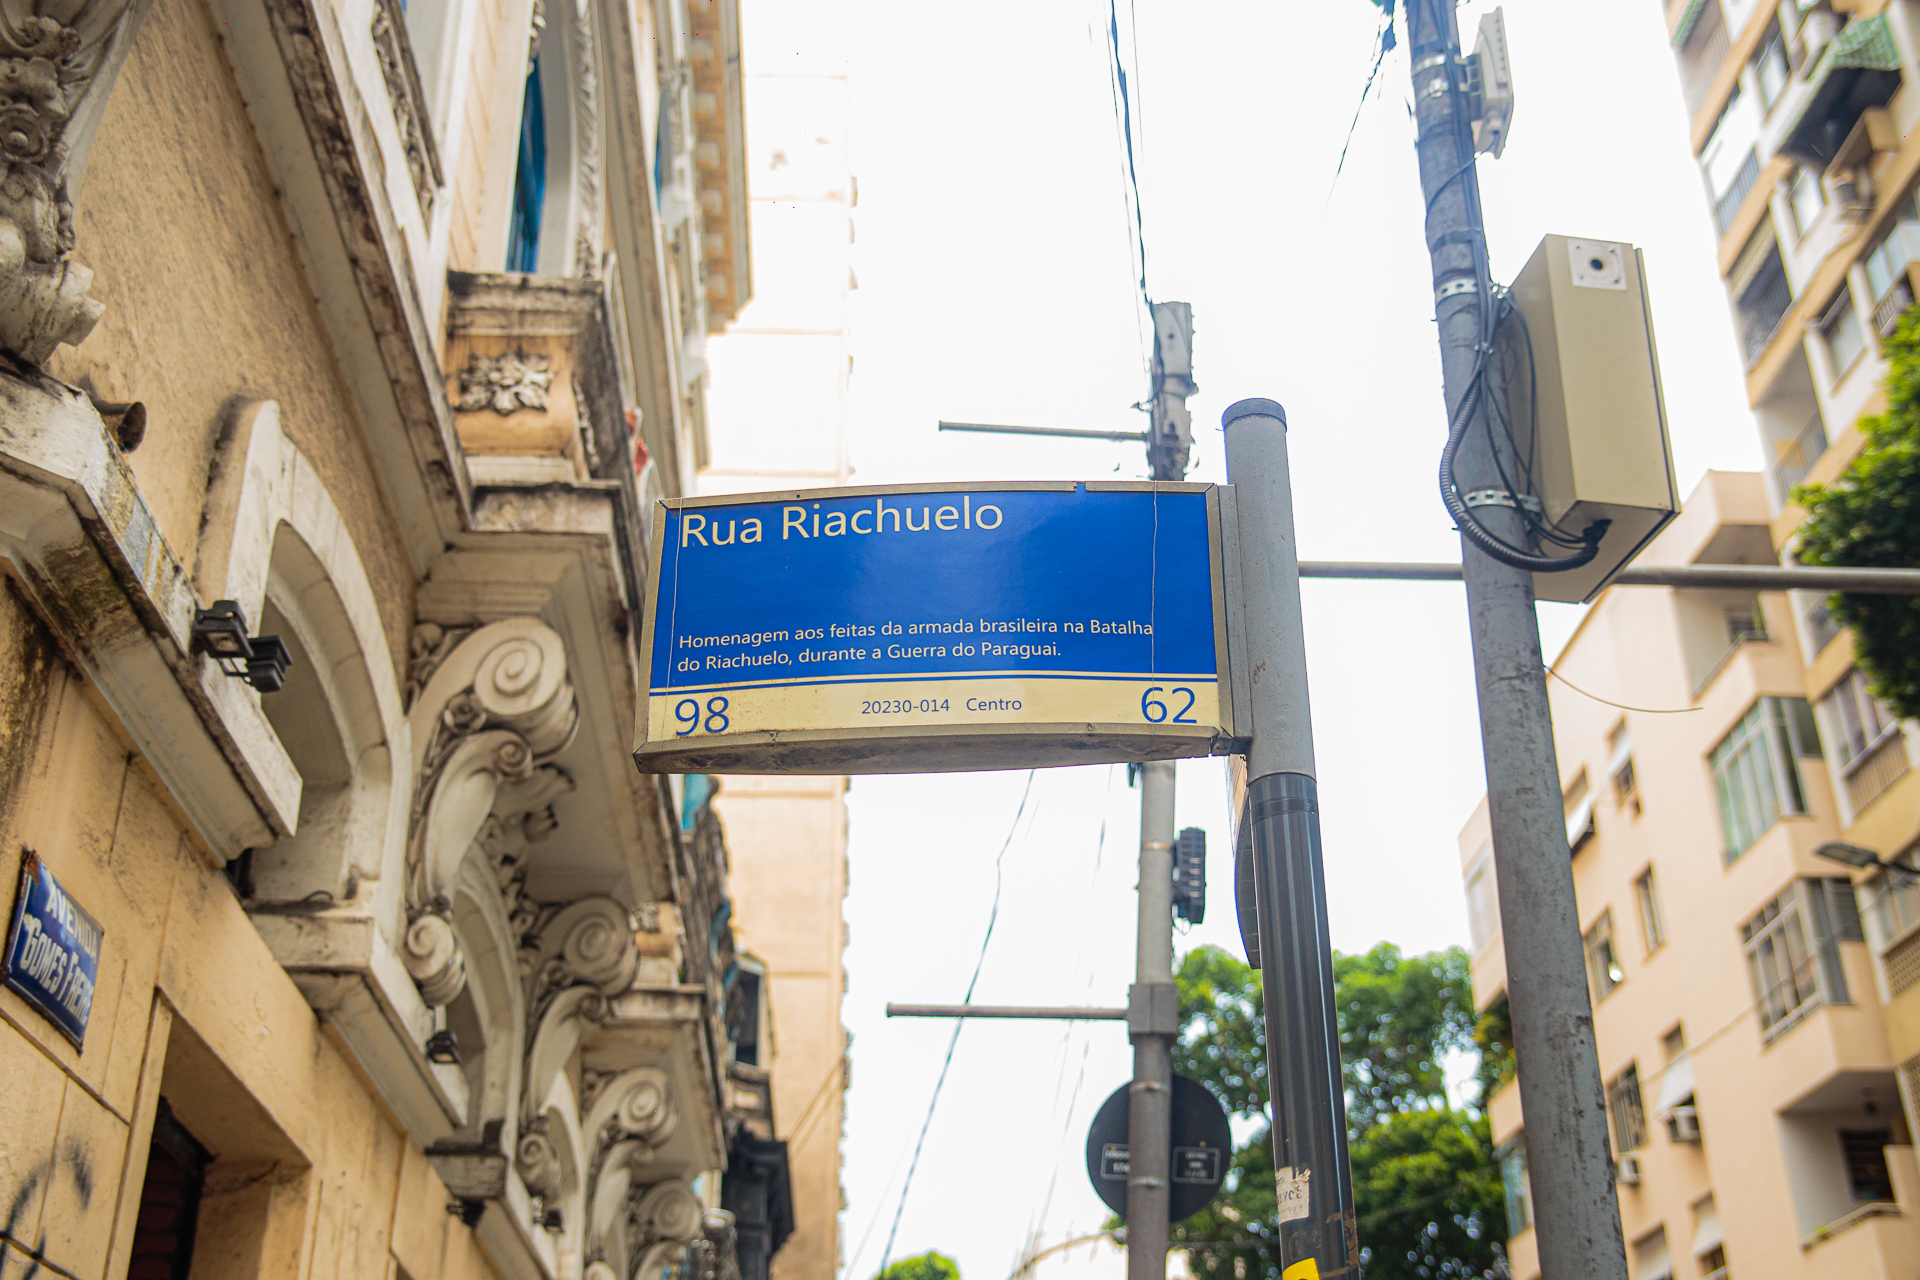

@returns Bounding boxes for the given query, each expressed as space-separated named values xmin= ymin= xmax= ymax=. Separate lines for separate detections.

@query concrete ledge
xmin=0 ymin=362 xmax=299 ymax=856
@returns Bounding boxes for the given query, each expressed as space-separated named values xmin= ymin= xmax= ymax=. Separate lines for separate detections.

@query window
xmin=1498 ymin=1135 xmax=1531 ymax=1233
xmin=1693 ymin=1193 xmax=1726 ymax=1278
xmin=1566 ymin=770 xmax=1596 ymax=854
xmin=1789 ymin=167 xmax=1825 ymax=240
xmin=1742 ymin=881 xmax=1852 ymax=1035
xmin=1822 ymin=669 xmax=1909 ymax=814
xmin=1754 ymin=21 xmax=1790 ymax=108
xmin=1724 ymin=603 xmax=1768 ymax=647
xmin=1702 ymin=89 xmax=1761 ymax=235
xmin=1631 ymin=1225 xmax=1672 ymax=1280
xmin=1609 ymin=723 xmax=1639 ymax=812
xmin=1710 ymin=698 xmax=1821 ymax=861
xmin=1843 ymin=1129 xmax=1896 ymax=1202
xmin=1608 ymin=1064 xmax=1649 ymax=1153
xmin=1733 ymin=230 xmax=1793 ymax=365
xmin=1466 ymin=844 xmax=1501 ymax=954
xmin=1820 ymin=289 xmax=1866 ymax=375
xmin=507 ymin=59 xmax=547 ymax=272
xmin=1864 ymin=188 xmax=1920 ymax=314
xmin=1636 ymin=869 xmax=1666 ymax=953
xmin=1663 ymin=1025 xmax=1687 ymax=1063
xmin=1586 ymin=911 xmax=1624 ymax=1002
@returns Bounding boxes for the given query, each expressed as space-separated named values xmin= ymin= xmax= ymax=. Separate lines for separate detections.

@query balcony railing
xmin=1771 ymin=413 xmax=1830 ymax=494
xmin=1874 ymin=278 xmax=1915 ymax=337
xmin=1741 ymin=261 xmax=1795 ymax=365
xmin=1845 ymin=729 xmax=1911 ymax=814
xmin=1716 ymin=150 xmax=1762 ymax=234
xmin=1682 ymin=17 xmax=1733 ymax=119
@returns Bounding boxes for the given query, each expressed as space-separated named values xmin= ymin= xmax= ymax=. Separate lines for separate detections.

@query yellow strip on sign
xmin=1281 ymin=1262 xmax=1320 ymax=1280
xmin=648 ymin=675 xmax=1220 ymax=742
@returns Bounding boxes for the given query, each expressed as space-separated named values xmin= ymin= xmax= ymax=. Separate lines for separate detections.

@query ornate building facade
xmin=0 ymin=0 xmax=792 ymax=1275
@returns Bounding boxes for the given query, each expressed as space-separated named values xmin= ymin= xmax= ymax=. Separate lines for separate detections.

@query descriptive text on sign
xmin=634 ymin=481 xmax=1241 ymax=773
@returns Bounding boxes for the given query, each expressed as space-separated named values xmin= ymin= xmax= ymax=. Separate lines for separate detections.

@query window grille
xmin=1742 ymin=884 xmax=1828 ymax=1034
xmin=1822 ymin=669 xmax=1909 ymax=814
xmin=1636 ymin=869 xmax=1666 ymax=953
xmin=1608 ymin=1064 xmax=1648 ymax=1152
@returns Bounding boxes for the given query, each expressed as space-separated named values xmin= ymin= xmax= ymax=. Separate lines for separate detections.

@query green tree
xmin=874 ymin=1251 xmax=961 ymax=1280
xmin=1167 ymin=944 xmax=1509 ymax=1280
xmin=1793 ymin=309 xmax=1920 ymax=721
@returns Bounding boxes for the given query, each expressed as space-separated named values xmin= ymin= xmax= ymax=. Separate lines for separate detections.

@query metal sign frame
xmin=634 ymin=480 xmax=1244 ymax=774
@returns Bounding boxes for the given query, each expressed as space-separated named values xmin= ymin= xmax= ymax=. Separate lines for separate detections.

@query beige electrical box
xmin=1501 ymin=234 xmax=1680 ymax=602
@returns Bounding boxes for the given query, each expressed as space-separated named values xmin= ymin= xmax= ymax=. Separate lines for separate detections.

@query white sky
xmin=829 ymin=1 xmax=1760 ymax=1276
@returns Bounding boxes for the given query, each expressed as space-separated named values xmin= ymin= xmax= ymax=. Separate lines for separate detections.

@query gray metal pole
xmin=1222 ymin=398 xmax=1356 ymax=1276
xmin=1405 ymin=0 xmax=1628 ymax=1274
xmin=1126 ymin=758 xmax=1177 ymax=1277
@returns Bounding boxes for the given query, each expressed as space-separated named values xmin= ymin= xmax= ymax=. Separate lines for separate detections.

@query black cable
xmin=1425 ymin=0 xmax=1606 ymax=574
xmin=1108 ymin=0 xmax=1150 ymax=312
xmin=876 ymin=771 xmax=1037 ymax=1272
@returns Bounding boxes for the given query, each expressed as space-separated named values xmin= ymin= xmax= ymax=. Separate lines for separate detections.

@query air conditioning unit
xmin=1666 ymin=1105 xmax=1702 ymax=1143
xmin=1616 ymin=1154 xmax=1643 ymax=1186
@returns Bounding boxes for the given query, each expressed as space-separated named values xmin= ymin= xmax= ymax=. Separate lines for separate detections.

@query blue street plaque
xmin=5 ymin=851 xmax=104 ymax=1048
xmin=635 ymin=481 xmax=1239 ymax=773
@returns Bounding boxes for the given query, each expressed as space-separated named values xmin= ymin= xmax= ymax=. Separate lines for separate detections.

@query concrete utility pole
xmin=1126 ymin=299 xmax=1196 ymax=1279
xmin=1403 ymin=1 xmax=1628 ymax=1275
xmin=1223 ymin=399 xmax=1356 ymax=1275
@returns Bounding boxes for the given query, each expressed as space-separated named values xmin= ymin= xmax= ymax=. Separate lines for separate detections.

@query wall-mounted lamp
xmin=424 ymin=1028 xmax=462 ymax=1065
xmin=191 ymin=599 xmax=292 ymax=693
xmin=1814 ymin=841 xmax=1919 ymax=878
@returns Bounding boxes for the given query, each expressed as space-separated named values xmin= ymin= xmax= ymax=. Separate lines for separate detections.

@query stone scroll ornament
xmin=0 ymin=0 xmax=150 ymax=362
xmin=404 ymin=619 xmax=578 ymax=1006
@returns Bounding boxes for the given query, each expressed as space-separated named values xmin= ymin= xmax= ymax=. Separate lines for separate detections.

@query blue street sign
xmin=635 ymin=482 xmax=1237 ymax=773
xmin=5 ymin=851 xmax=103 ymax=1048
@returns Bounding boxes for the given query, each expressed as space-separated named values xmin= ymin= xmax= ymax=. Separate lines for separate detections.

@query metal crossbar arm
xmin=885 ymin=1003 xmax=1128 ymax=1021
xmin=937 ymin=421 xmax=1151 ymax=443
xmin=1297 ymin=562 xmax=1920 ymax=594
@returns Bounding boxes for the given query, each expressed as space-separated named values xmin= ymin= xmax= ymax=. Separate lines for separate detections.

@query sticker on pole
xmin=634 ymin=482 xmax=1239 ymax=773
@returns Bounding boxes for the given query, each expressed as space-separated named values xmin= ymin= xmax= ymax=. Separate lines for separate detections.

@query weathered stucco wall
xmin=0 ymin=587 xmax=499 ymax=1280
xmin=715 ymin=775 xmax=847 ymax=1280
xmin=46 ymin=0 xmax=415 ymax=683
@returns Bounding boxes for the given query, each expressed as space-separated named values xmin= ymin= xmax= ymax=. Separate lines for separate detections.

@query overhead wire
xmin=874 ymin=771 xmax=1040 ymax=1274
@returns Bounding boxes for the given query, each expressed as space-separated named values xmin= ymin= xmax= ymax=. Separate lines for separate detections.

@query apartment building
xmin=0 ymin=0 xmax=797 ymax=1275
xmin=1462 ymin=471 xmax=1920 ymax=1279
xmin=1666 ymin=0 xmax=1920 ymax=1123
xmin=695 ymin=4 xmax=856 ymax=1276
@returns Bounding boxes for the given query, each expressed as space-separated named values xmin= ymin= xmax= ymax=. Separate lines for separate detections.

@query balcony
xmin=1844 ymin=730 xmax=1911 ymax=814
xmin=1676 ymin=0 xmax=1733 ymax=122
xmin=1778 ymin=15 xmax=1902 ymax=169
xmin=1734 ymin=232 xmax=1794 ymax=366
xmin=1715 ymin=149 xmax=1762 ymax=235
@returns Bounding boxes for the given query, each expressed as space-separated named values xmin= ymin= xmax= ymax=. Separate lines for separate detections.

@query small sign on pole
xmin=634 ymin=482 xmax=1242 ymax=773
xmin=5 ymin=851 xmax=104 ymax=1049
xmin=1085 ymin=1074 xmax=1233 ymax=1222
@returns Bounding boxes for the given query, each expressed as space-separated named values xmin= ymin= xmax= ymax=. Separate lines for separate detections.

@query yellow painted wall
xmin=44 ymin=0 xmax=415 ymax=683
xmin=715 ymin=775 xmax=847 ymax=1280
xmin=0 ymin=582 xmax=501 ymax=1280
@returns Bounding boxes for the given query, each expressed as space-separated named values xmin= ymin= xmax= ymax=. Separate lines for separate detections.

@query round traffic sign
xmin=1085 ymin=1073 xmax=1233 ymax=1222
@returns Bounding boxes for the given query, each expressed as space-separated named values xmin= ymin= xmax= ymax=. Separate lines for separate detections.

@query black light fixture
xmin=538 ymin=1207 xmax=564 ymax=1233
xmin=1815 ymin=841 xmax=1920 ymax=879
xmin=425 ymin=1028 xmax=462 ymax=1065
xmin=1816 ymin=840 xmax=1883 ymax=870
xmin=191 ymin=599 xmax=292 ymax=693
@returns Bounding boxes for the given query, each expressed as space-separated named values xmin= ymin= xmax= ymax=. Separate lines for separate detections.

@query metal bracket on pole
xmin=1126 ymin=982 xmax=1180 ymax=1040
xmin=1463 ymin=488 xmax=1543 ymax=513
